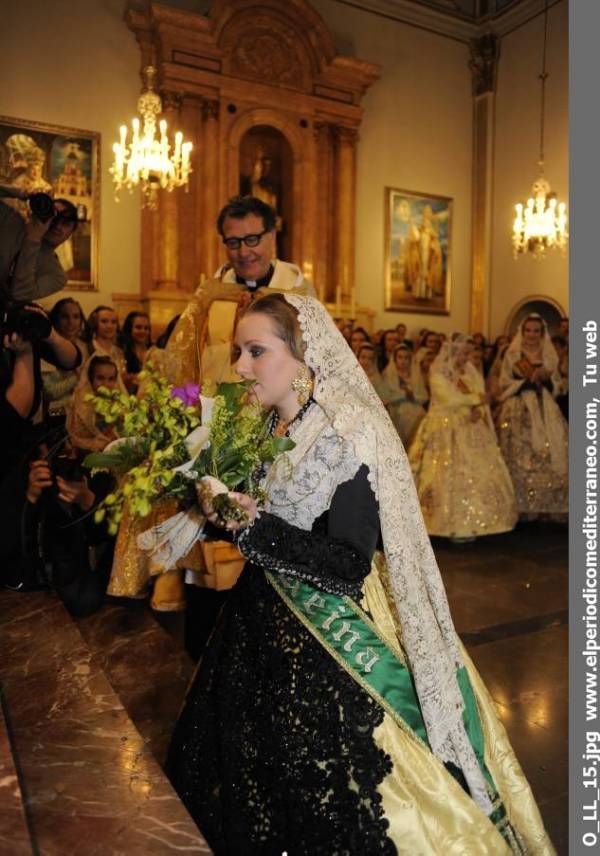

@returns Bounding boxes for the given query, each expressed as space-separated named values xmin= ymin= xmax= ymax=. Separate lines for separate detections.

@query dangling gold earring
xmin=291 ymin=364 xmax=313 ymax=406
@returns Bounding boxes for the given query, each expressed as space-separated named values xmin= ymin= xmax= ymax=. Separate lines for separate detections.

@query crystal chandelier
xmin=512 ymin=0 xmax=567 ymax=259
xmin=110 ymin=66 xmax=192 ymax=210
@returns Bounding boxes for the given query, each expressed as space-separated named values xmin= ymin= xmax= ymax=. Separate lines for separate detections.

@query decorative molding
xmin=161 ymin=91 xmax=182 ymax=111
xmin=125 ymin=0 xmax=378 ymax=301
xmin=331 ymin=0 xmax=560 ymax=43
xmin=227 ymin=18 xmax=308 ymax=90
xmin=332 ymin=125 xmax=360 ymax=145
xmin=468 ymin=33 xmax=500 ymax=96
xmin=201 ymin=98 xmax=220 ymax=121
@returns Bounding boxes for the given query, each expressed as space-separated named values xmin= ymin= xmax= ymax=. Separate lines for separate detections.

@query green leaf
xmin=216 ymin=380 xmax=251 ymax=410
xmin=83 ymin=440 xmax=148 ymax=475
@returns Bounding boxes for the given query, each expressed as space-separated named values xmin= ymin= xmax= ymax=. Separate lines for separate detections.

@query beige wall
xmin=1 ymin=0 xmax=141 ymax=316
xmin=490 ymin=0 xmax=569 ymax=336
xmin=1 ymin=0 xmax=568 ymax=338
xmin=312 ymin=0 xmax=474 ymax=338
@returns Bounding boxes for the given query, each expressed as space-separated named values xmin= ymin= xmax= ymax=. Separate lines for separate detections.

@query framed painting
xmin=384 ymin=186 xmax=452 ymax=315
xmin=0 ymin=115 xmax=100 ymax=291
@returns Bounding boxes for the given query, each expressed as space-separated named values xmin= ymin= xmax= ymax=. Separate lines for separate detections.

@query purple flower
xmin=171 ymin=383 xmax=201 ymax=407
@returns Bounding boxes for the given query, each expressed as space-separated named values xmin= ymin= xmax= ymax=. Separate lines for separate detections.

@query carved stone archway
xmin=118 ymin=0 xmax=379 ymax=330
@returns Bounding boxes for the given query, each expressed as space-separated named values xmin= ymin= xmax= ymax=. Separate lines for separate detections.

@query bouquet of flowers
xmin=84 ymin=369 xmax=294 ymax=535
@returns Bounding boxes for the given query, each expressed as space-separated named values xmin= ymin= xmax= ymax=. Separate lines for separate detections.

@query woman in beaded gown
xmin=165 ymin=294 xmax=552 ymax=855
xmin=496 ymin=314 xmax=568 ymax=519
xmin=379 ymin=343 xmax=427 ymax=447
xmin=408 ymin=337 xmax=517 ymax=540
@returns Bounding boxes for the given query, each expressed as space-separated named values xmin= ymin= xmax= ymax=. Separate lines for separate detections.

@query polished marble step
xmin=0 ymin=589 xmax=210 ymax=855
xmin=74 ymin=598 xmax=194 ymax=765
xmin=0 ymin=695 xmax=33 ymax=855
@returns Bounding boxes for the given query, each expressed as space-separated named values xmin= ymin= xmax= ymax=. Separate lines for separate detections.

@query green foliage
xmin=191 ymin=381 xmax=295 ymax=496
xmin=83 ymin=368 xmax=200 ymax=530
xmin=85 ymin=374 xmax=294 ymax=532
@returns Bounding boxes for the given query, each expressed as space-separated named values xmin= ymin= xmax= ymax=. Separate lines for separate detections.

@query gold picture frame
xmin=0 ymin=114 xmax=100 ymax=291
xmin=384 ymin=186 xmax=452 ymax=315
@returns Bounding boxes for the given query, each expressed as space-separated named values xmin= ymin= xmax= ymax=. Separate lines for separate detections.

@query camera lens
xmin=29 ymin=192 xmax=55 ymax=223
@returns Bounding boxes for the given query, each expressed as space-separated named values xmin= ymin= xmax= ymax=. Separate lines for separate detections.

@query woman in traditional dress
xmin=376 ymin=328 xmax=399 ymax=372
xmin=41 ymin=297 xmax=89 ymax=417
xmin=496 ymin=314 xmax=568 ymax=519
xmin=166 ymin=294 xmax=552 ymax=855
xmin=85 ymin=305 xmax=126 ymax=379
xmin=379 ymin=343 xmax=427 ymax=447
xmin=357 ymin=342 xmax=385 ymax=397
xmin=120 ymin=310 xmax=152 ymax=393
xmin=67 ymin=355 xmax=121 ymax=454
xmin=409 ymin=336 xmax=517 ymax=541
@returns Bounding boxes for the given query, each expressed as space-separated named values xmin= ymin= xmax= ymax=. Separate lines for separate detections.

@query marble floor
xmin=0 ymin=520 xmax=567 ymax=854
xmin=436 ymin=522 xmax=568 ymax=854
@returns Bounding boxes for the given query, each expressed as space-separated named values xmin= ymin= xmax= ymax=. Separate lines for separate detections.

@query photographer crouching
xmin=0 ymin=424 xmax=114 ymax=616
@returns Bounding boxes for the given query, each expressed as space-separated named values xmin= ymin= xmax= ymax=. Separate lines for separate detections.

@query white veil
xmin=284 ymin=294 xmax=493 ymax=814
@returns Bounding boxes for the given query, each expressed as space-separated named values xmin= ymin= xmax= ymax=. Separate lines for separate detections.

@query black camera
xmin=28 ymin=193 xmax=79 ymax=231
xmin=52 ymin=455 xmax=85 ymax=482
xmin=1 ymin=300 xmax=51 ymax=343
xmin=28 ymin=192 xmax=56 ymax=223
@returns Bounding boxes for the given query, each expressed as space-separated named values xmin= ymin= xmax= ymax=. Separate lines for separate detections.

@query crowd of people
xmin=338 ymin=314 xmax=569 ymax=540
xmin=0 ymin=192 xmax=560 ymax=853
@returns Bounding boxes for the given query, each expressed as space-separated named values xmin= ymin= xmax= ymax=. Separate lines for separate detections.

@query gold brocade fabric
xmin=496 ymin=393 xmax=568 ymax=518
xmin=162 ymin=262 xmax=314 ymax=388
xmin=364 ymin=559 xmax=555 ymax=855
xmin=107 ymin=501 xmax=202 ymax=607
xmin=408 ymin=374 xmax=517 ymax=538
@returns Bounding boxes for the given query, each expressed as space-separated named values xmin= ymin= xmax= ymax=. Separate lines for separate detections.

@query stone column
xmin=200 ymin=98 xmax=221 ymax=280
xmin=332 ymin=126 xmax=358 ymax=312
xmin=155 ymin=91 xmax=181 ymax=291
xmin=313 ymin=121 xmax=335 ymax=303
xmin=177 ymin=96 xmax=201 ymax=293
xmin=469 ymin=33 xmax=499 ymax=335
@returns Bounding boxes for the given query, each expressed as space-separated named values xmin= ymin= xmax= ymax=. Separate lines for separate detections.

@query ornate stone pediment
xmin=223 ymin=15 xmax=309 ymax=91
xmin=124 ymin=0 xmax=379 ymax=326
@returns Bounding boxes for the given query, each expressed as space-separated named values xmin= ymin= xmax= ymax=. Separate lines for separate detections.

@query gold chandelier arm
xmin=538 ymin=0 xmax=549 ymax=168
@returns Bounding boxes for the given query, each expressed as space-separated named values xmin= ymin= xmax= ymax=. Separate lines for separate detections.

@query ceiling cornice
xmin=332 ymin=0 xmax=557 ymax=43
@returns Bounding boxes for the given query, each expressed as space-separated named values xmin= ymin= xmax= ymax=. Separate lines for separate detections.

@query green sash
xmin=266 ymin=571 xmax=525 ymax=854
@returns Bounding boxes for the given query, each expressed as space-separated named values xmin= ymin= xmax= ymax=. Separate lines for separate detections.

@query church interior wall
xmin=1 ymin=0 xmax=568 ymax=337
xmin=490 ymin=0 xmax=569 ymax=333
xmin=311 ymin=0 xmax=475 ymax=337
xmin=0 ymin=0 xmax=141 ymax=317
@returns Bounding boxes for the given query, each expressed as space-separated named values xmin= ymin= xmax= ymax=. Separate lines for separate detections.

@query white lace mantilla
xmin=283 ymin=293 xmax=494 ymax=815
xmin=263 ymin=405 xmax=361 ymax=530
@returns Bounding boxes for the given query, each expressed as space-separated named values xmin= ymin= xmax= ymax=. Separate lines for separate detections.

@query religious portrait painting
xmin=0 ymin=115 xmax=100 ymax=290
xmin=384 ymin=186 xmax=452 ymax=315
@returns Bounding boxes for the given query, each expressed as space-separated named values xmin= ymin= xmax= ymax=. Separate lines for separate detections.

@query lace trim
xmin=283 ymin=293 xmax=494 ymax=814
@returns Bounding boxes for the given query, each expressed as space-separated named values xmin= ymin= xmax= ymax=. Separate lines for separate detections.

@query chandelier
xmin=512 ymin=0 xmax=567 ymax=258
xmin=110 ymin=66 xmax=192 ymax=210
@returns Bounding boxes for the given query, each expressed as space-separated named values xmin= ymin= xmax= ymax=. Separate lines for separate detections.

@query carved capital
xmin=201 ymin=98 xmax=220 ymax=121
xmin=161 ymin=90 xmax=183 ymax=112
xmin=313 ymin=120 xmax=334 ymax=142
xmin=332 ymin=125 xmax=359 ymax=146
xmin=468 ymin=33 xmax=499 ymax=97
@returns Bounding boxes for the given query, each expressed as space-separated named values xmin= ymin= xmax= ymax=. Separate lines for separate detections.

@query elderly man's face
xmin=222 ymin=214 xmax=275 ymax=282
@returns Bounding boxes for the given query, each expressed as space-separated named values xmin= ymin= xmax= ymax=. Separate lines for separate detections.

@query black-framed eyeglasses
xmin=222 ymin=229 xmax=268 ymax=251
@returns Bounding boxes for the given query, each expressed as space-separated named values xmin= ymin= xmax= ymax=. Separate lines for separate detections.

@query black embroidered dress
xmin=166 ymin=466 xmax=398 ymax=855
